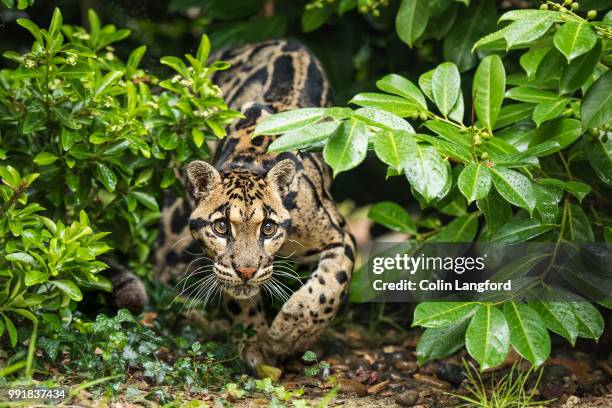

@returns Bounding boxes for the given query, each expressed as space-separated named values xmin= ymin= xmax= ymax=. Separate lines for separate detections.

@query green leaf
xmin=539 ymin=179 xmax=591 ymax=202
xmin=368 ymin=201 xmax=416 ymax=234
xmin=268 ymin=121 xmax=339 ymax=152
xmin=403 ymin=144 xmax=450 ymax=202
xmin=350 ymin=93 xmax=418 ymax=117
xmin=503 ymin=13 xmax=557 ymax=49
xmin=413 ymin=134 xmax=473 ymax=164
xmin=458 ymin=163 xmax=492 ymax=203
xmin=531 ymin=301 xmax=578 ymax=346
xmin=255 ymin=108 xmax=326 ymax=135
xmin=413 ymin=302 xmax=479 ymax=328
xmin=473 ymin=55 xmax=506 ymax=131
xmin=33 ymin=152 xmax=60 ymax=166
xmin=443 ymin=0 xmax=496 ymax=72
xmin=94 ymin=71 xmax=123 ymax=98
xmin=466 ymin=305 xmax=510 ymax=370
xmin=418 ymin=69 xmax=434 ymax=101
xmin=353 ymin=107 xmax=414 ymax=132
xmin=571 ymin=301 xmax=604 ymax=339
xmin=48 ymin=7 xmax=63 ymax=39
xmin=498 ymin=9 xmax=561 ymax=22
xmin=96 ymin=163 xmax=117 ymax=192
xmin=562 ymin=203 xmax=594 ymax=243
xmin=301 ymin=3 xmax=334 ymax=32
xmin=429 ymin=213 xmax=479 ymax=242
xmin=553 ymin=20 xmax=597 ymax=62
xmin=520 ymin=47 xmax=550 ymax=79
xmin=160 ymin=56 xmax=187 ymax=76
xmin=196 ymin=34 xmax=211 ymax=64
xmin=477 ymin=189 xmax=511 ymax=238
xmin=489 ymin=167 xmax=536 ymax=214
xmin=127 ymin=45 xmax=147 ymax=69
xmin=416 ymin=319 xmax=468 ymax=365
xmin=584 ymin=136 xmax=611 ymax=186
xmin=494 ymin=103 xmax=536 ymax=130
xmin=532 ymin=119 xmax=582 ymax=151
xmin=323 ymin=119 xmax=368 ymax=177
xmin=432 ymin=62 xmax=461 ymax=117
xmin=396 ymin=0 xmax=429 ymax=48
xmin=581 ymin=70 xmax=612 ymax=129
xmin=532 ymin=98 xmax=569 ymax=127
xmin=376 ymin=74 xmax=427 ymax=110
xmin=503 ymin=302 xmax=551 ymax=367
xmin=131 ymin=191 xmax=160 ymax=212
xmin=506 ymin=87 xmax=559 ymax=104
xmin=5 ymin=252 xmax=37 ymax=265
xmin=560 ymin=40 xmax=601 ymax=94
xmin=490 ymin=218 xmax=554 ymax=243
xmin=17 ymin=18 xmax=43 ymax=44
xmin=2 ymin=315 xmax=17 ymax=347
xmin=373 ymin=130 xmax=417 ymax=170
xmin=49 ymin=280 xmax=83 ymax=301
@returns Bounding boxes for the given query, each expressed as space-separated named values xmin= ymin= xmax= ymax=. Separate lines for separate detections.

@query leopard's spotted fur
xmin=114 ymin=40 xmax=355 ymax=369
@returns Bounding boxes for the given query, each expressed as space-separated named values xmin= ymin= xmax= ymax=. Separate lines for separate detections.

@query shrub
xmin=256 ymin=1 xmax=611 ymax=369
xmin=0 ymin=8 xmax=240 ymax=347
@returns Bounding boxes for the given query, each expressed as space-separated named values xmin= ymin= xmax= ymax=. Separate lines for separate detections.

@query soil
xmin=67 ymin=322 xmax=612 ymax=407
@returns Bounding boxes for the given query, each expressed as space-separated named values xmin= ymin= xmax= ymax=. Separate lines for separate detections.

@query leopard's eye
xmin=261 ymin=220 xmax=277 ymax=237
xmin=212 ymin=219 xmax=229 ymax=236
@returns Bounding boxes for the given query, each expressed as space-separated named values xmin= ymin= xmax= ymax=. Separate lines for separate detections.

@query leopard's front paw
xmin=242 ymin=339 xmax=279 ymax=372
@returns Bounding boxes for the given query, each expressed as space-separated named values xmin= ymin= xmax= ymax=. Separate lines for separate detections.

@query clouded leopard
xmin=112 ymin=40 xmax=356 ymax=369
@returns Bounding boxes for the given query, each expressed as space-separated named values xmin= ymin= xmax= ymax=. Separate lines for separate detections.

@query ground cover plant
xmin=0 ymin=0 xmax=610 ymax=406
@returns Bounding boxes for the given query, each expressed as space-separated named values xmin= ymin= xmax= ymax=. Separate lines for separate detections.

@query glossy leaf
xmin=350 ymin=93 xmax=419 ymax=117
xmin=416 ymin=319 xmax=468 ymax=365
xmin=432 ymin=62 xmax=461 ymax=117
xmin=255 ymin=108 xmax=326 ymax=135
xmin=268 ymin=121 xmax=339 ymax=152
xmin=429 ymin=213 xmax=479 ymax=242
xmin=323 ymin=119 xmax=368 ymax=176
xmin=504 ymin=302 xmax=551 ymax=367
xmin=403 ymin=144 xmax=450 ymax=202
xmin=413 ymin=302 xmax=479 ymax=328
xmin=374 ymin=130 xmax=417 ymax=170
xmin=473 ymin=55 xmax=506 ymax=131
xmin=581 ymin=70 xmax=612 ymax=129
xmin=458 ymin=163 xmax=492 ymax=203
xmin=50 ymin=280 xmax=83 ymax=301
xmin=376 ymin=74 xmax=427 ymax=110
xmin=466 ymin=305 xmax=510 ymax=370
xmin=490 ymin=167 xmax=536 ymax=214
xmin=553 ymin=20 xmax=597 ymax=62
xmin=532 ymin=98 xmax=569 ymax=127
xmin=368 ymin=201 xmax=416 ymax=234
xmin=531 ymin=301 xmax=578 ymax=346
xmin=396 ymin=0 xmax=429 ymax=48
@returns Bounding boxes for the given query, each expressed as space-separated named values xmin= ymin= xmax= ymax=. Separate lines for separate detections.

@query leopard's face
xmin=186 ymin=160 xmax=295 ymax=299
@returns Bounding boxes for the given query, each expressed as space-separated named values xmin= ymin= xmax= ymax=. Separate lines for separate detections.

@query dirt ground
xmin=66 ymin=322 xmax=612 ymax=407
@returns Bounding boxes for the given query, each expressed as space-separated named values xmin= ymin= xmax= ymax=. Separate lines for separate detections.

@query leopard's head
xmin=186 ymin=159 xmax=295 ymax=299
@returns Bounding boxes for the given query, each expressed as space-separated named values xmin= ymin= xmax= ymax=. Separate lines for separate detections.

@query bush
xmin=256 ymin=1 xmax=611 ymax=369
xmin=0 ymin=8 xmax=240 ymax=348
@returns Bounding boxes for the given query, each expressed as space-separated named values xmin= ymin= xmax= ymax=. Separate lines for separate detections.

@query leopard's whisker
xmin=170 ymin=234 xmax=195 ymax=251
xmin=170 ymin=271 xmax=214 ymax=308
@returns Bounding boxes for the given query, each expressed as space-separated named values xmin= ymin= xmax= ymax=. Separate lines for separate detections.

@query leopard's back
xmin=212 ymin=40 xmax=333 ymax=111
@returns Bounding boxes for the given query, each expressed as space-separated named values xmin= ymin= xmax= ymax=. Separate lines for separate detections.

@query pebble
xmin=394 ymin=360 xmax=419 ymax=373
xmin=436 ymin=362 xmax=465 ymax=386
xmin=338 ymin=378 xmax=368 ymax=397
xmin=394 ymin=389 xmax=418 ymax=406
xmin=413 ymin=373 xmax=451 ymax=390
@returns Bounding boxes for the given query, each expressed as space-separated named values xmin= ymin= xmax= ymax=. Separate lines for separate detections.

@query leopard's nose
xmin=235 ymin=266 xmax=257 ymax=281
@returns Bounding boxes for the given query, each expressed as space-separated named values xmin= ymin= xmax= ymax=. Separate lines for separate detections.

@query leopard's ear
xmin=186 ymin=160 xmax=220 ymax=199
xmin=267 ymin=159 xmax=296 ymax=192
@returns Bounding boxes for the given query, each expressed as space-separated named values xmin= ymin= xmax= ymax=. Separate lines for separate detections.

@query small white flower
xmin=170 ymin=75 xmax=181 ymax=83
xmin=179 ymin=79 xmax=193 ymax=87
xmin=105 ymin=52 xmax=115 ymax=61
